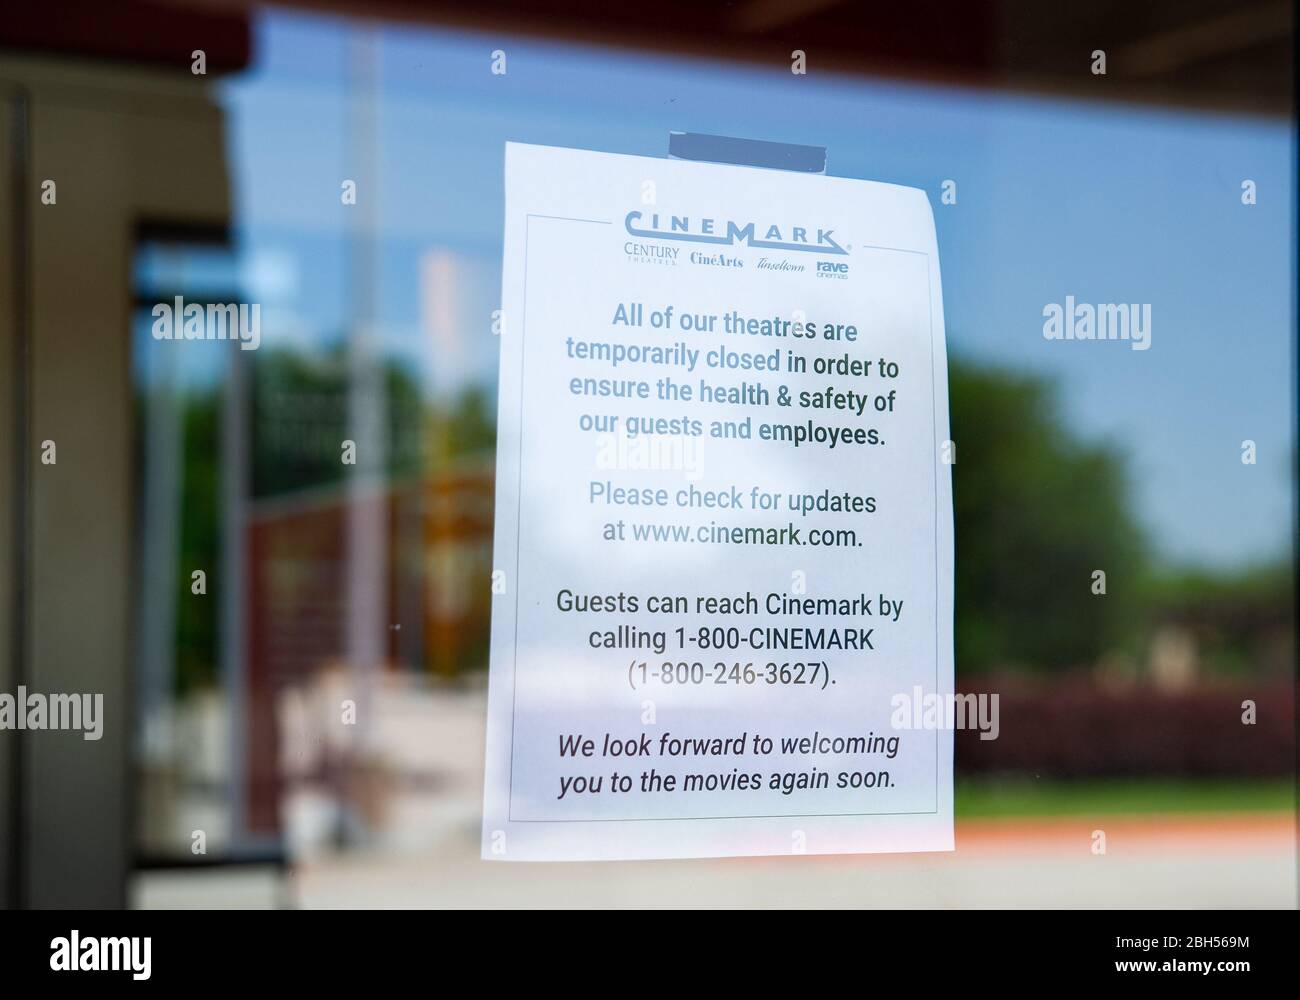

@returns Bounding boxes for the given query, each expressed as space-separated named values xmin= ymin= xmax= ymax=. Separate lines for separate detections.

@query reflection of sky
xmin=216 ymin=11 xmax=1294 ymax=570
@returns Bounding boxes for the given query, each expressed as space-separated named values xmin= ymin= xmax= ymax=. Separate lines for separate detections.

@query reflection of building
xmin=1148 ymin=582 xmax=1295 ymax=688
xmin=422 ymin=461 xmax=496 ymax=675
xmin=1179 ymin=594 xmax=1293 ymax=673
xmin=243 ymin=460 xmax=493 ymax=834
xmin=0 ymin=7 xmax=249 ymax=906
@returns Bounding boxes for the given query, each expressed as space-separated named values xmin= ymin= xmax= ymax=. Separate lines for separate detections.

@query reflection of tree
xmin=953 ymin=358 xmax=1294 ymax=676
xmin=251 ymin=344 xmax=424 ymax=498
xmin=950 ymin=359 xmax=1145 ymax=672
xmin=138 ymin=378 xmax=224 ymax=697
xmin=425 ymin=384 xmax=497 ymax=464
xmin=175 ymin=390 xmax=220 ymax=697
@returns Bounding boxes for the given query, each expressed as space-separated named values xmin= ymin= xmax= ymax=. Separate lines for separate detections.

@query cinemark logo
xmin=625 ymin=211 xmax=848 ymax=255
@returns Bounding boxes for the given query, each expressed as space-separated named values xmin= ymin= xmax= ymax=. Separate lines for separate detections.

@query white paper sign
xmin=482 ymin=142 xmax=953 ymax=861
